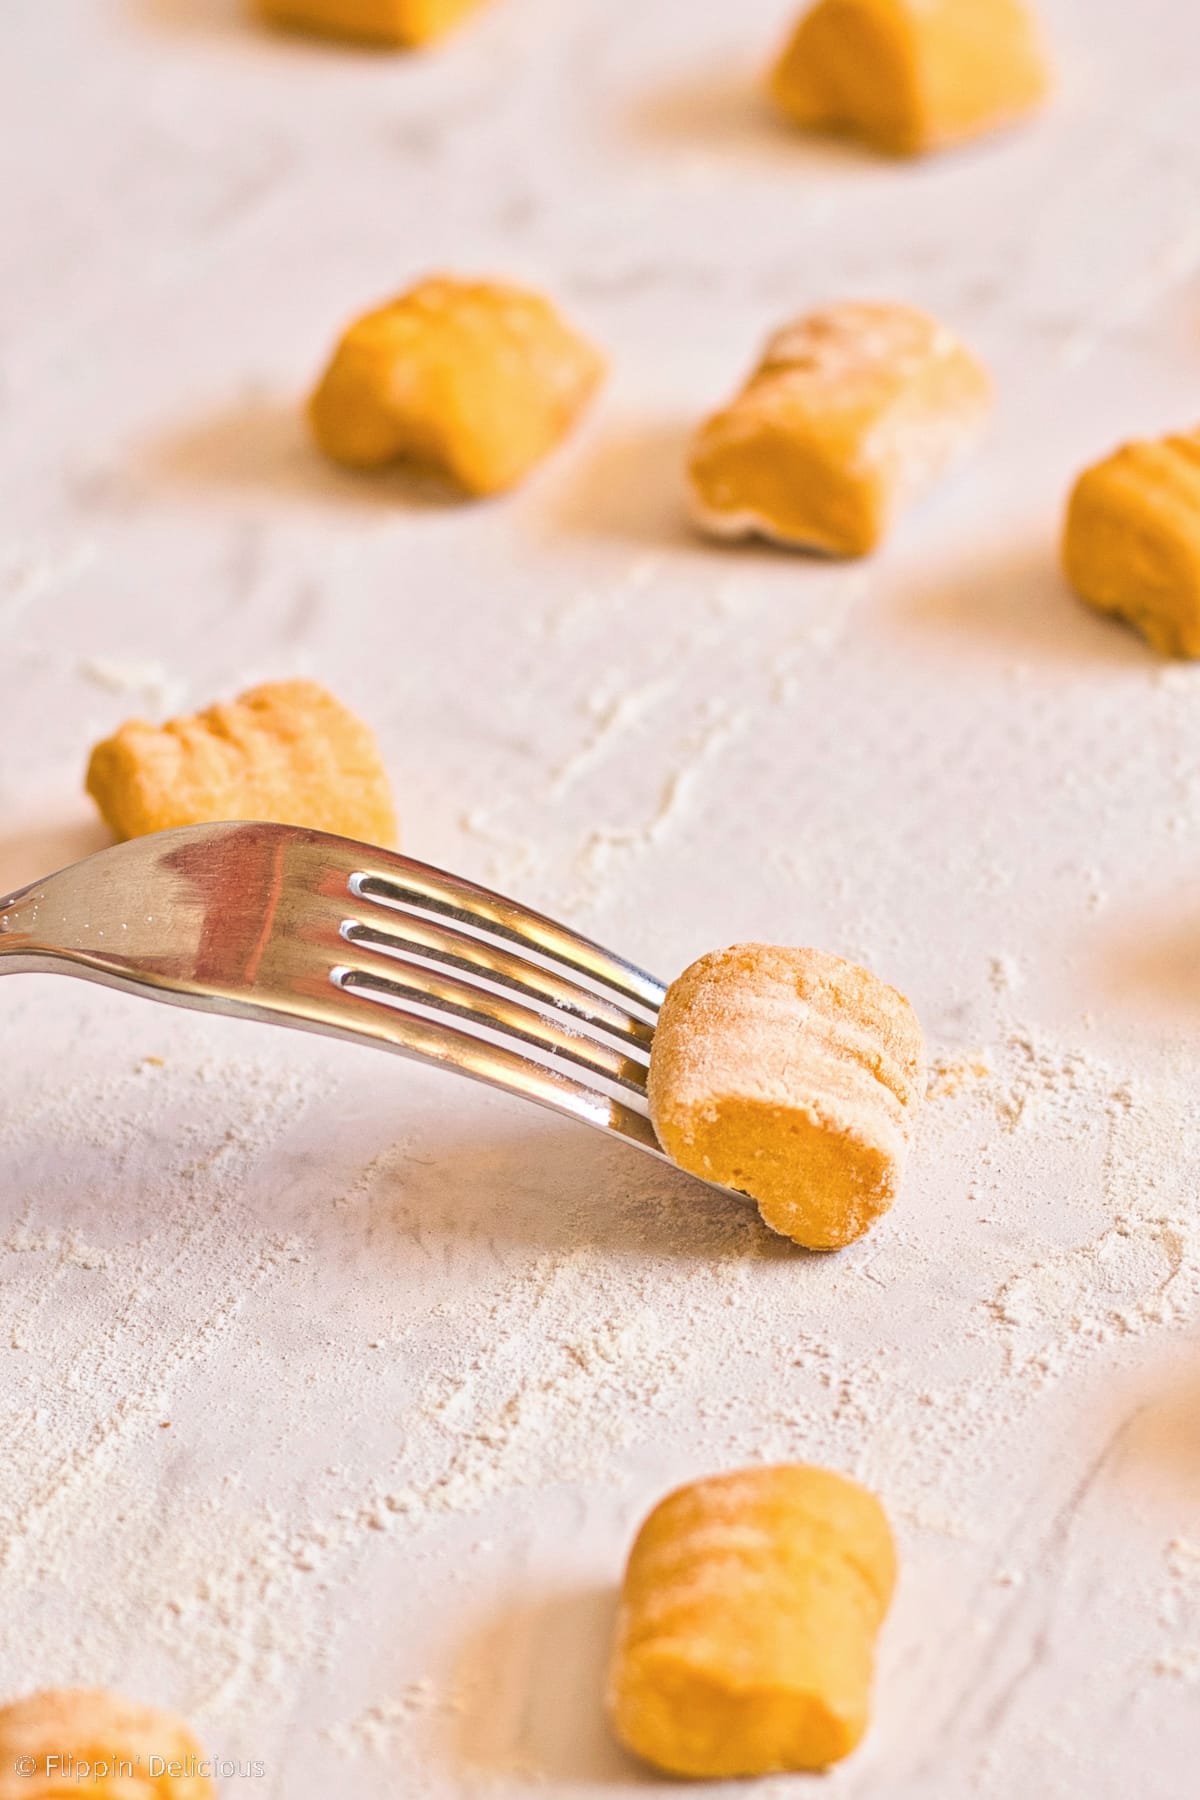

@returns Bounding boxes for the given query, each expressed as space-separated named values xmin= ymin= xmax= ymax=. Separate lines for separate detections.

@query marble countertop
xmin=3 ymin=2 xmax=1199 ymax=1795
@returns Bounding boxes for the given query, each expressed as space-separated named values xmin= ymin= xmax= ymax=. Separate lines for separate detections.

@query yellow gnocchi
xmin=647 ymin=943 xmax=926 ymax=1250
xmin=1063 ymin=429 xmax=1200 ymax=658
xmin=309 ymin=276 xmax=605 ymax=496
xmin=608 ymin=1465 xmax=897 ymax=1778
xmin=86 ymin=679 xmax=397 ymax=846
xmin=687 ymin=301 xmax=991 ymax=557
xmin=0 ymin=1689 xmax=212 ymax=1798
xmin=255 ymin=0 xmax=490 ymax=47
xmin=771 ymin=0 xmax=1050 ymax=156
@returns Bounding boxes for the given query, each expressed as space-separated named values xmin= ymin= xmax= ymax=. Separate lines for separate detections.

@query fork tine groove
xmin=334 ymin=955 xmax=650 ymax=1096
xmin=350 ymin=854 xmax=666 ymax=1016
xmin=342 ymin=917 xmax=653 ymax=1052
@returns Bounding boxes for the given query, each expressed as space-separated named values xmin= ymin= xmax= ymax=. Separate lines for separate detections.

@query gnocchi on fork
xmin=0 ymin=823 xmax=925 ymax=1249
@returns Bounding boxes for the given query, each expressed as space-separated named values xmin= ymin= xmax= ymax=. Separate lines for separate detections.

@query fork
xmin=0 ymin=819 xmax=690 ymax=1174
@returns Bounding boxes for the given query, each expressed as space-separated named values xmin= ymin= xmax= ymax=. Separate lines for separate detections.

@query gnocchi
xmin=647 ymin=943 xmax=926 ymax=1250
xmin=1063 ymin=429 xmax=1200 ymax=659
xmin=86 ymin=679 xmax=397 ymax=846
xmin=309 ymin=276 xmax=605 ymax=496
xmin=0 ymin=1689 xmax=211 ymax=1798
xmin=771 ymin=0 xmax=1050 ymax=157
xmin=608 ymin=1465 xmax=897 ymax=1778
xmin=686 ymin=302 xmax=991 ymax=556
xmin=255 ymin=0 xmax=490 ymax=48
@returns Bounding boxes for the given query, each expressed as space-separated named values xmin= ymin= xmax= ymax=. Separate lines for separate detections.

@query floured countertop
xmin=2 ymin=2 xmax=1199 ymax=1795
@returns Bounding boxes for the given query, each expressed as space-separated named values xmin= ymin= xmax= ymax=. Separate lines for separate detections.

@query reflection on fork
xmin=0 ymin=820 xmax=693 ymax=1175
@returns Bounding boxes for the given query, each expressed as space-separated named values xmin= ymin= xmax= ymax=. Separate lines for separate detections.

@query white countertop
xmin=3 ymin=2 xmax=1200 ymax=1794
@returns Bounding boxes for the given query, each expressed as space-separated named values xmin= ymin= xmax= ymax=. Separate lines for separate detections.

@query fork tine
xmin=349 ymin=851 xmax=666 ymax=1017
xmin=0 ymin=821 xmax=679 ymax=1171
xmin=342 ymin=916 xmax=653 ymax=1052
xmin=329 ymin=987 xmax=665 ymax=1154
xmin=333 ymin=951 xmax=650 ymax=1096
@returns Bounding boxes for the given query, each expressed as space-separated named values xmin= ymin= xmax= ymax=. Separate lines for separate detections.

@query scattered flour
xmin=987 ymin=1212 xmax=1197 ymax=1371
xmin=2 ymin=992 xmax=1198 ymax=1793
xmin=579 ymin=704 xmax=746 ymax=879
xmin=548 ymin=679 xmax=674 ymax=800
xmin=1152 ymin=1649 xmax=1200 ymax=1684
xmin=78 ymin=656 xmax=185 ymax=714
xmin=326 ymin=1681 xmax=464 ymax=1758
xmin=0 ymin=538 xmax=96 ymax=624
xmin=927 ymin=1054 xmax=993 ymax=1099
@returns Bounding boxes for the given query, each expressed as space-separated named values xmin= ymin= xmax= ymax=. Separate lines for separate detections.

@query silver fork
xmin=0 ymin=820 xmax=691 ymax=1175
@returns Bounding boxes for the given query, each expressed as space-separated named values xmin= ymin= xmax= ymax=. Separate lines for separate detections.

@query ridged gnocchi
xmin=608 ymin=1465 xmax=897 ymax=1777
xmin=1063 ymin=429 xmax=1200 ymax=658
xmin=309 ymin=276 xmax=605 ymax=496
xmin=647 ymin=943 xmax=927 ymax=1249
xmin=771 ymin=0 xmax=1050 ymax=156
xmin=687 ymin=302 xmax=991 ymax=557
xmin=86 ymin=679 xmax=397 ymax=846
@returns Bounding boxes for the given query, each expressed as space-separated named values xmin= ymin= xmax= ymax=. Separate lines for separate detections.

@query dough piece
xmin=86 ymin=679 xmax=397 ymax=845
xmin=608 ymin=1464 xmax=897 ymax=1778
xmin=309 ymin=276 xmax=605 ymax=495
xmin=0 ymin=1689 xmax=212 ymax=1797
xmin=647 ymin=943 xmax=926 ymax=1249
xmin=1063 ymin=429 xmax=1200 ymax=658
xmin=686 ymin=302 xmax=991 ymax=556
xmin=255 ymin=0 xmax=488 ymax=47
xmin=771 ymin=0 xmax=1050 ymax=156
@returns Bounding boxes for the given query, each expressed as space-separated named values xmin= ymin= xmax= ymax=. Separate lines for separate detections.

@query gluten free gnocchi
xmin=309 ymin=277 xmax=605 ymax=496
xmin=647 ymin=943 xmax=926 ymax=1250
xmin=608 ymin=1465 xmax=897 ymax=1778
xmin=255 ymin=0 xmax=490 ymax=46
xmin=0 ymin=1690 xmax=212 ymax=1798
xmin=1063 ymin=428 xmax=1200 ymax=659
xmin=771 ymin=0 xmax=1050 ymax=156
xmin=86 ymin=679 xmax=397 ymax=846
xmin=687 ymin=302 xmax=991 ymax=557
